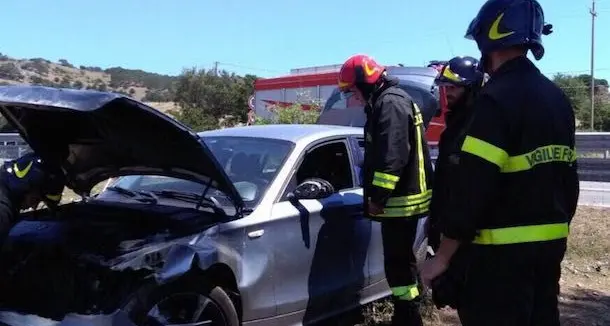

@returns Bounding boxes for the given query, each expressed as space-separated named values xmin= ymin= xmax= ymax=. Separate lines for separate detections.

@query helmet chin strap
xmin=358 ymin=76 xmax=387 ymax=107
xmin=479 ymin=54 xmax=491 ymax=75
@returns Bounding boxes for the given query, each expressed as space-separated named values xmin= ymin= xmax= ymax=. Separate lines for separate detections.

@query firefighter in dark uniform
xmin=427 ymin=56 xmax=486 ymax=253
xmin=0 ymin=152 xmax=65 ymax=243
xmin=338 ymin=54 xmax=433 ymax=326
xmin=419 ymin=0 xmax=580 ymax=325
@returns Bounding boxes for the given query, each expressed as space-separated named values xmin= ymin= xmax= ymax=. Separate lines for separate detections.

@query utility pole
xmin=213 ymin=61 xmax=219 ymax=76
xmin=590 ymin=0 xmax=597 ymax=131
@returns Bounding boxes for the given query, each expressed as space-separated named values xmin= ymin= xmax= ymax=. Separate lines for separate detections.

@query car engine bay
xmin=0 ymin=200 xmax=217 ymax=321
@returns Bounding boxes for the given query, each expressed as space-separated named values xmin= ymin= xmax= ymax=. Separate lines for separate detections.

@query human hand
xmin=367 ymin=199 xmax=385 ymax=215
xmin=418 ymin=256 xmax=449 ymax=287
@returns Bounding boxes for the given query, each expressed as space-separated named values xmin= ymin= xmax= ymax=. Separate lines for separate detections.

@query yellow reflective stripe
xmin=461 ymin=136 xmax=508 ymax=168
xmin=372 ymin=171 xmax=399 ymax=190
xmin=45 ymin=194 xmax=61 ymax=201
xmin=13 ymin=161 xmax=33 ymax=179
xmin=473 ymin=222 xmax=569 ymax=245
xmin=442 ymin=65 xmax=462 ymax=83
xmin=502 ymin=145 xmax=577 ymax=173
xmin=461 ymin=136 xmax=577 ymax=173
xmin=376 ymin=200 xmax=430 ymax=217
xmin=413 ymin=106 xmax=427 ymax=193
xmin=385 ymin=189 xmax=432 ymax=207
xmin=391 ymin=284 xmax=420 ymax=301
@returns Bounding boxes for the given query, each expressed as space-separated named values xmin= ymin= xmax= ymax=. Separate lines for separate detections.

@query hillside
xmin=0 ymin=52 xmax=180 ymax=115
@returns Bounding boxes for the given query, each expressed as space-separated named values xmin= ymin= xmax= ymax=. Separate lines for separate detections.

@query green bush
xmin=253 ymin=103 xmax=320 ymax=125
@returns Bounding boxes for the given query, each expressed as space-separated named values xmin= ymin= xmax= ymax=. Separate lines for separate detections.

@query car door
xmin=270 ymin=137 xmax=370 ymax=322
xmin=352 ymin=137 xmax=387 ymax=288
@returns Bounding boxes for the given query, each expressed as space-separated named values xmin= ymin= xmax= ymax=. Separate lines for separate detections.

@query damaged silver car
xmin=0 ymin=85 xmax=429 ymax=326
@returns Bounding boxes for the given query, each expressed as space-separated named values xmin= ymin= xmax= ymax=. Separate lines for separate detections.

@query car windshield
xmin=98 ymin=136 xmax=294 ymax=212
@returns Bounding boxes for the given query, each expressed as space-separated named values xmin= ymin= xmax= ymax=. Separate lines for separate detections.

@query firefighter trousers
xmin=457 ymin=239 xmax=567 ymax=326
xmin=381 ymin=218 xmax=423 ymax=326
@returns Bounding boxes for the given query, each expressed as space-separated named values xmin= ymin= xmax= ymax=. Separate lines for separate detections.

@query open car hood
xmin=0 ymin=85 xmax=244 ymax=209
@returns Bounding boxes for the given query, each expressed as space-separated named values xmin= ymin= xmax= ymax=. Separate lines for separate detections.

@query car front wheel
xmin=123 ymin=277 xmax=240 ymax=326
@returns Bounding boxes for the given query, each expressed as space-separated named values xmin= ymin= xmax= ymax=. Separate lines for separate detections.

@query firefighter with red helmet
xmin=338 ymin=54 xmax=433 ymax=326
xmin=419 ymin=0 xmax=579 ymax=325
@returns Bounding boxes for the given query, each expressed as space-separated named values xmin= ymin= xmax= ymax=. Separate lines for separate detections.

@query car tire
xmin=122 ymin=275 xmax=240 ymax=326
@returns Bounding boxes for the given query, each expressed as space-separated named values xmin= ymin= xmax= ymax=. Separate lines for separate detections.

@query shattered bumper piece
xmin=0 ymin=310 xmax=137 ymax=326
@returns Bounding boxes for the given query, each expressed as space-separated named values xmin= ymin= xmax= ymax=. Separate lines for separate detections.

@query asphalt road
xmin=578 ymin=181 xmax=610 ymax=208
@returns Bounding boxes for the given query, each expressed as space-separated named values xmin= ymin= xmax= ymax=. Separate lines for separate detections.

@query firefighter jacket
xmin=439 ymin=56 xmax=580 ymax=245
xmin=428 ymin=94 xmax=476 ymax=250
xmin=363 ymin=77 xmax=434 ymax=221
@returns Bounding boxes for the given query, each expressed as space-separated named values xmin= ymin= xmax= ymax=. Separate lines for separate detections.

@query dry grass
xmin=143 ymin=101 xmax=180 ymax=116
xmin=60 ymin=179 xmax=111 ymax=203
xmin=1 ymin=58 xmax=161 ymax=105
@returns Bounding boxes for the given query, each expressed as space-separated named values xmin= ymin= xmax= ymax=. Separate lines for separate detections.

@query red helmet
xmin=338 ymin=54 xmax=385 ymax=92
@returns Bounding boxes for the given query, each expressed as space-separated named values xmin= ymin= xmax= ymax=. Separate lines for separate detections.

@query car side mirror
xmin=289 ymin=178 xmax=335 ymax=200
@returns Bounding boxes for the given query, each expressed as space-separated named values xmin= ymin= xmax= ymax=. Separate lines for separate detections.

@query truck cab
xmin=316 ymin=65 xmax=447 ymax=147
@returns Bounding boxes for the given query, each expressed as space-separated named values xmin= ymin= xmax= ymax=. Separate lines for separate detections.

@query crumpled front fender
xmin=154 ymin=240 xmax=219 ymax=284
xmin=107 ymin=225 xmax=238 ymax=286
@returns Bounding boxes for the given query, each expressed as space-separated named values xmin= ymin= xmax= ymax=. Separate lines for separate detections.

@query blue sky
xmin=1 ymin=0 xmax=609 ymax=81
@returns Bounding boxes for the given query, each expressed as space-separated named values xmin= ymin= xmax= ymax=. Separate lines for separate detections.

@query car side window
xmin=281 ymin=141 xmax=355 ymax=200
xmin=357 ymin=139 xmax=365 ymax=157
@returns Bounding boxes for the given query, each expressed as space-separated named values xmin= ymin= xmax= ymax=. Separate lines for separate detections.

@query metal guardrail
xmin=0 ymin=133 xmax=31 ymax=164
xmin=427 ymin=132 xmax=610 ymax=182
xmin=573 ymin=132 xmax=610 ymax=182
xmin=1 ymin=132 xmax=610 ymax=181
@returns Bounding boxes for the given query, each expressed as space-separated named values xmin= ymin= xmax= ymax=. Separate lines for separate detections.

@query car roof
xmin=198 ymin=124 xmax=363 ymax=143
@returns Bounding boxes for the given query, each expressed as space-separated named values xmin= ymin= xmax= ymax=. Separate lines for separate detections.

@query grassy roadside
xmin=354 ymin=206 xmax=610 ymax=326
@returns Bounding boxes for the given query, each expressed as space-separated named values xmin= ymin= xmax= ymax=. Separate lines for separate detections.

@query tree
xmin=172 ymin=67 xmax=257 ymax=131
xmin=553 ymin=73 xmax=610 ymax=131
xmin=58 ymin=59 xmax=74 ymax=68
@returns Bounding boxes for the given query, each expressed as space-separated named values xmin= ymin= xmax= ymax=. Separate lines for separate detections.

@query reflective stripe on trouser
xmin=460 ymin=136 xmax=576 ymax=173
xmin=473 ymin=222 xmax=569 ymax=245
xmin=391 ymin=284 xmax=420 ymax=301
xmin=381 ymin=219 xmax=422 ymax=303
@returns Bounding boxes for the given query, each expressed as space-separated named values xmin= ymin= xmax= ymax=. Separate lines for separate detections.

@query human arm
xmin=0 ymin=184 xmax=16 ymax=243
xmin=439 ymin=94 xmax=511 ymax=245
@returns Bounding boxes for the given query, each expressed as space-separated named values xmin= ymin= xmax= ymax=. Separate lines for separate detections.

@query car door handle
xmin=248 ymin=229 xmax=265 ymax=239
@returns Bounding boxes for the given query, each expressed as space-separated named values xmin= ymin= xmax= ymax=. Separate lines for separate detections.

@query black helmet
xmin=464 ymin=0 xmax=553 ymax=60
xmin=1 ymin=152 xmax=65 ymax=208
xmin=435 ymin=56 xmax=484 ymax=88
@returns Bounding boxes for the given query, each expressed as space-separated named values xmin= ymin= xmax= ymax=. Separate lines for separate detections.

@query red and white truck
xmin=251 ymin=63 xmax=449 ymax=146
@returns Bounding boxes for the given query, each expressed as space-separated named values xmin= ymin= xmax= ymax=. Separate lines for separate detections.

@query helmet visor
xmin=435 ymin=65 xmax=466 ymax=87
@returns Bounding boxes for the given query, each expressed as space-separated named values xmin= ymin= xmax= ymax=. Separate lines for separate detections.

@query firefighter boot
xmin=391 ymin=298 xmax=423 ymax=326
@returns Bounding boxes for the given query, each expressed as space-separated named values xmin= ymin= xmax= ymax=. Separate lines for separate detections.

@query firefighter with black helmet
xmin=427 ymin=56 xmax=485 ymax=253
xmin=419 ymin=0 xmax=579 ymax=325
xmin=0 ymin=152 xmax=65 ymax=243
xmin=338 ymin=54 xmax=433 ymax=326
